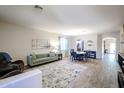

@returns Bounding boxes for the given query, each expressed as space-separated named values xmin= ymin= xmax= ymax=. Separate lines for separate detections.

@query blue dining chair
xmin=84 ymin=51 xmax=90 ymax=61
xmin=89 ymin=51 xmax=96 ymax=59
xmin=70 ymin=49 xmax=74 ymax=59
xmin=84 ymin=51 xmax=96 ymax=61
xmin=70 ymin=49 xmax=74 ymax=55
xmin=71 ymin=52 xmax=78 ymax=62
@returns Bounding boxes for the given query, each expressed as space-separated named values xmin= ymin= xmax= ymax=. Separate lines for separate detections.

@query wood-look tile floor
xmin=69 ymin=54 xmax=121 ymax=88
xmin=26 ymin=54 xmax=121 ymax=88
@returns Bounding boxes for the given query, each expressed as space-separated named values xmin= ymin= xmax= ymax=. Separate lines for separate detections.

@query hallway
xmin=69 ymin=54 xmax=121 ymax=88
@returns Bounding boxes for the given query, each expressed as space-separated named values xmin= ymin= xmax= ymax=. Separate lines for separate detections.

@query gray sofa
xmin=27 ymin=52 xmax=58 ymax=66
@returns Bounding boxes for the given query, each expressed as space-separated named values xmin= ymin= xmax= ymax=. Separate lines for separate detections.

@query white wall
xmin=70 ymin=34 xmax=98 ymax=51
xmin=97 ymin=34 xmax=102 ymax=59
xmin=120 ymin=25 xmax=124 ymax=53
xmin=0 ymin=22 xmax=60 ymax=65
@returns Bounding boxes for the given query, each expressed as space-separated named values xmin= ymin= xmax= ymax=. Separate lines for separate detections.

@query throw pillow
xmin=31 ymin=53 xmax=36 ymax=59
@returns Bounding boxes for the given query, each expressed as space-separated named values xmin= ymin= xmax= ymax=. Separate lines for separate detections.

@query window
xmin=60 ymin=37 xmax=68 ymax=51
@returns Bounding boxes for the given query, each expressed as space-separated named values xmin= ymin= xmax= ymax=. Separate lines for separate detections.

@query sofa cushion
xmin=34 ymin=57 xmax=51 ymax=62
xmin=36 ymin=54 xmax=49 ymax=59
xmin=49 ymin=56 xmax=58 ymax=61
xmin=49 ymin=53 xmax=56 ymax=57
xmin=33 ymin=56 xmax=58 ymax=63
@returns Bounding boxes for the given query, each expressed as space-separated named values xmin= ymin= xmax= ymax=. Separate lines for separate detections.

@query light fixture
xmin=34 ymin=5 xmax=43 ymax=11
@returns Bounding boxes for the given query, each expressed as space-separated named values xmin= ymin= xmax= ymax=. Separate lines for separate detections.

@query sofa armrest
xmin=27 ymin=55 xmax=33 ymax=66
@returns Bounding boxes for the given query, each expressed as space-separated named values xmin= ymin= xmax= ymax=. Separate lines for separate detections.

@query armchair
xmin=0 ymin=52 xmax=24 ymax=79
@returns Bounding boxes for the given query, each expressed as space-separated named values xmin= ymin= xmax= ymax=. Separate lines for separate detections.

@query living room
xmin=0 ymin=5 xmax=124 ymax=88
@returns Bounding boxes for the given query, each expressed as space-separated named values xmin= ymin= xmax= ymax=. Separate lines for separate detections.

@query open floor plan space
xmin=0 ymin=5 xmax=124 ymax=88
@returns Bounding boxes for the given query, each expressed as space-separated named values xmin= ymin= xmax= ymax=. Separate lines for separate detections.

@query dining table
xmin=76 ymin=51 xmax=86 ymax=55
xmin=76 ymin=51 xmax=87 ymax=61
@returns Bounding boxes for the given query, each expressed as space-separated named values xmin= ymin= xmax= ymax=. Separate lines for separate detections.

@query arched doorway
xmin=102 ymin=37 xmax=116 ymax=56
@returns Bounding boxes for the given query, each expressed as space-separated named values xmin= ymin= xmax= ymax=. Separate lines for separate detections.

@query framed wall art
xmin=32 ymin=39 xmax=50 ymax=50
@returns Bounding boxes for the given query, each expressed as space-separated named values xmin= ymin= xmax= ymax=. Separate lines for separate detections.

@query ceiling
xmin=0 ymin=5 xmax=124 ymax=36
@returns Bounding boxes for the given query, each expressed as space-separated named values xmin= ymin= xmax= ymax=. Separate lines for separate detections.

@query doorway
xmin=102 ymin=37 xmax=116 ymax=55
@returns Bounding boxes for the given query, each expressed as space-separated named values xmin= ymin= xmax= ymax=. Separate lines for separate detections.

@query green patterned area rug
xmin=33 ymin=60 xmax=87 ymax=88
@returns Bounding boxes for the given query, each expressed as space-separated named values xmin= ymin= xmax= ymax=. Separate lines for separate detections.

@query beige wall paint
xmin=70 ymin=34 xmax=98 ymax=51
xmin=0 ymin=22 xmax=120 ymax=64
xmin=69 ymin=32 xmax=120 ymax=59
xmin=0 ymin=22 xmax=60 ymax=65
xmin=97 ymin=34 xmax=102 ymax=59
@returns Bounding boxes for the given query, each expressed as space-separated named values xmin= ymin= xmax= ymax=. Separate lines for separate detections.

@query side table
xmin=58 ymin=53 xmax=62 ymax=60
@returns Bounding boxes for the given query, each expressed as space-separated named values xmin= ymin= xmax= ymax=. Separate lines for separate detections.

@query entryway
xmin=102 ymin=37 xmax=116 ymax=55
